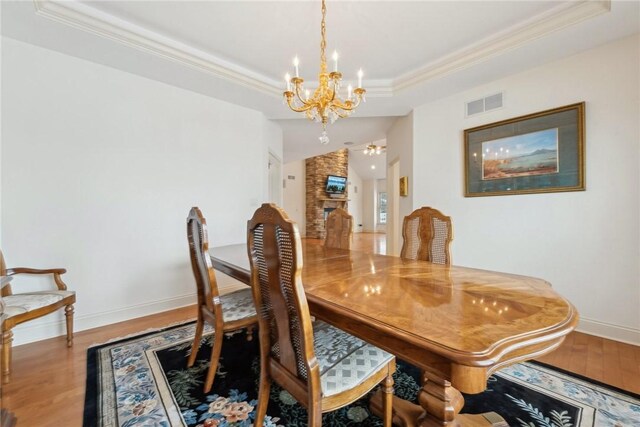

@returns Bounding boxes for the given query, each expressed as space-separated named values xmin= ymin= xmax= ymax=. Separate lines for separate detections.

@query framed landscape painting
xmin=464 ymin=102 xmax=585 ymax=197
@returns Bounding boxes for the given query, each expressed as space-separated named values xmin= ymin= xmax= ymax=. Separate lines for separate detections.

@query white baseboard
xmin=12 ymin=292 xmax=198 ymax=347
xmin=11 ymin=274 xmax=249 ymax=347
xmin=577 ymin=317 xmax=640 ymax=345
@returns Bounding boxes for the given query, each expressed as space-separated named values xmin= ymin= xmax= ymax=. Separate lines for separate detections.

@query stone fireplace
xmin=323 ymin=207 xmax=336 ymax=220
xmin=305 ymin=149 xmax=348 ymax=238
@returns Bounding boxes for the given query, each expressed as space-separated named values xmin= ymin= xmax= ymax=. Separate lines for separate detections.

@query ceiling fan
xmin=361 ymin=143 xmax=386 ymax=156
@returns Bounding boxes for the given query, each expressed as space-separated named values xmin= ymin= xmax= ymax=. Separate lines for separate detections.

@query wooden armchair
xmin=400 ymin=207 xmax=453 ymax=264
xmin=324 ymin=208 xmax=353 ymax=250
xmin=248 ymin=203 xmax=395 ymax=426
xmin=186 ymin=207 xmax=258 ymax=393
xmin=0 ymin=249 xmax=76 ymax=383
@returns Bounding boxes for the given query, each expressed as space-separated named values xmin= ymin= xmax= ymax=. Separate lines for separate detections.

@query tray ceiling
xmin=2 ymin=1 xmax=638 ymax=162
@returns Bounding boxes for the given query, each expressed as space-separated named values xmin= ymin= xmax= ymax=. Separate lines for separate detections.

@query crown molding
xmin=33 ymin=0 xmax=283 ymax=97
xmin=393 ymin=0 xmax=611 ymax=92
xmin=301 ymin=79 xmax=394 ymax=98
xmin=33 ymin=0 xmax=610 ymax=99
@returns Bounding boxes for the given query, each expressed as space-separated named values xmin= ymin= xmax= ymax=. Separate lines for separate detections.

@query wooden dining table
xmin=210 ymin=242 xmax=578 ymax=427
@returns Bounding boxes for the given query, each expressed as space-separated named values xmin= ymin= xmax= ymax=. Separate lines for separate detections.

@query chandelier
xmin=363 ymin=144 xmax=385 ymax=156
xmin=283 ymin=0 xmax=366 ymax=145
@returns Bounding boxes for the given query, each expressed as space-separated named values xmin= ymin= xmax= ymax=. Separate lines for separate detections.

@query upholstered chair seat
xmin=218 ymin=288 xmax=256 ymax=323
xmin=312 ymin=321 xmax=394 ymax=397
xmin=3 ymin=290 xmax=75 ymax=319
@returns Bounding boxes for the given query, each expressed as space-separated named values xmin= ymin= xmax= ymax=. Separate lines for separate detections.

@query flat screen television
xmin=326 ymin=175 xmax=347 ymax=195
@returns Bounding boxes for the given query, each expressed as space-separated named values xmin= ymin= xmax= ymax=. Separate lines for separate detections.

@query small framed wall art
xmin=399 ymin=176 xmax=409 ymax=197
xmin=463 ymin=102 xmax=585 ymax=197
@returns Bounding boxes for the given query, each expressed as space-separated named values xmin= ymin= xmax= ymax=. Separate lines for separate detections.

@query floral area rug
xmin=83 ymin=322 xmax=640 ymax=427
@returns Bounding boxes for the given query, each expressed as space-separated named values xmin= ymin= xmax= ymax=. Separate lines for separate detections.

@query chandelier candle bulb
xmin=285 ymin=73 xmax=291 ymax=92
xmin=358 ymin=68 xmax=363 ymax=88
xmin=348 ymin=84 xmax=353 ymax=100
xmin=293 ymin=56 xmax=299 ymax=77
xmin=332 ymin=50 xmax=338 ymax=71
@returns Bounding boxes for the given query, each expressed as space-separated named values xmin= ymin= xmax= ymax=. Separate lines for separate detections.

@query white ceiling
xmin=280 ymin=116 xmax=396 ymax=162
xmin=82 ymin=1 xmax=559 ymax=80
xmin=2 ymin=1 xmax=639 ymax=165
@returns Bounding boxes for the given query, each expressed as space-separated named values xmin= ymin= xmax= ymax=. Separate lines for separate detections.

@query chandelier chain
xmin=320 ymin=0 xmax=327 ymax=73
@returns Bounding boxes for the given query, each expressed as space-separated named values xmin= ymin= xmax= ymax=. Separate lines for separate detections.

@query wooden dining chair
xmin=0 ymin=249 xmax=76 ymax=383
xmin=186 ymin=207 xmax=258 ymax=393
xmin=247 ymin=203 xmax=396 ymax=427
xmin=400 ymin=206 xmax=453 ymax=264
xmin=324 ymin=208 xmax=353 ymax=250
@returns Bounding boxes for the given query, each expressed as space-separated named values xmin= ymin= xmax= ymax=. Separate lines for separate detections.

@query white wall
xmin=264 ymin=121 xmax=284 ymax=206
xmin=411 ymin=35 xmax=640 ymax=344
xmin=1 ymin=38 xmax=282 ymax=345
xmin=0 ymin=18 xmax=2 ymax=246
xmin=386 ymin=113 xmax=414 ymax=255
xmin=362 ymin=179 xmax=376 ymax=232
xmin=347 ymin=165 xmax=363 ymax=233
xmin=282 ymin=159 xmax=306 ymax=235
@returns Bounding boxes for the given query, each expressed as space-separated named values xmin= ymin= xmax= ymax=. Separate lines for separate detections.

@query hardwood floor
xmin=2 ymin=306 xmax=197 ymax=427
xmin=2 ymin=233 xmax=638 ymax=426
xmin=350 ymin=231 xmax=387 ymax=254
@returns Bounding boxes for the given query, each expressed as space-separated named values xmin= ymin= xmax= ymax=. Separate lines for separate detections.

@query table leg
xmin=416 ymin=373 xmax=463 ymax=426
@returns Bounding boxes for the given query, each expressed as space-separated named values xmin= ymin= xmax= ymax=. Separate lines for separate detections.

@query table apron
xmin=308 ymin=300 xmax=457 ymax=381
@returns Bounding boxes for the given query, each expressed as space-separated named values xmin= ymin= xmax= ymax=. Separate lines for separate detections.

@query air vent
xmin=466 ymin=92 xmax=503 ymax=117
xmin=466 ymin=99 xmax=484 ymax=116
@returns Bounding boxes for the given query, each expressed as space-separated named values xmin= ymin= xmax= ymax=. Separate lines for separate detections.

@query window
xmin=378 ymin=192 xmax=387 ymax=224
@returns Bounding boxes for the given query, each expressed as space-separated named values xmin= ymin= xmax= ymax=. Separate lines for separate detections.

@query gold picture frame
xmin=463 ymin=102 xmax=585 ymax=197
xmin=399 ymin=176 xmax=408 ymax=197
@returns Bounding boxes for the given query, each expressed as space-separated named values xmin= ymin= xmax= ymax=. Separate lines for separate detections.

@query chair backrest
xmin=400 ymin=207 xmax=453 ymax=264
xmin=324 ymin=208 xmax=353 ymax=250
xmin=247 ymin=203 xmax=320 ymax=402
xmin=187 ymin=207 xmax=221 ymax=317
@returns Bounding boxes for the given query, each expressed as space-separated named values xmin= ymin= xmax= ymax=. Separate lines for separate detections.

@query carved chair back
xmin=247 ymin=203 xmax=320 ymax=403
xmin=401 ymin=207 xmax=453 ymax=264
xmin=187 ymin=207 xmax=221 ymax=319
xmin=324 ymin=208 xmax=353 ymax=250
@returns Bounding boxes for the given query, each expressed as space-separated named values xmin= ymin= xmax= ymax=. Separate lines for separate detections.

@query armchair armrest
xmin=6 ymin=268 xmax=67 ymax=275
xmin=4 ymin=267 xmax=69 ymax=290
